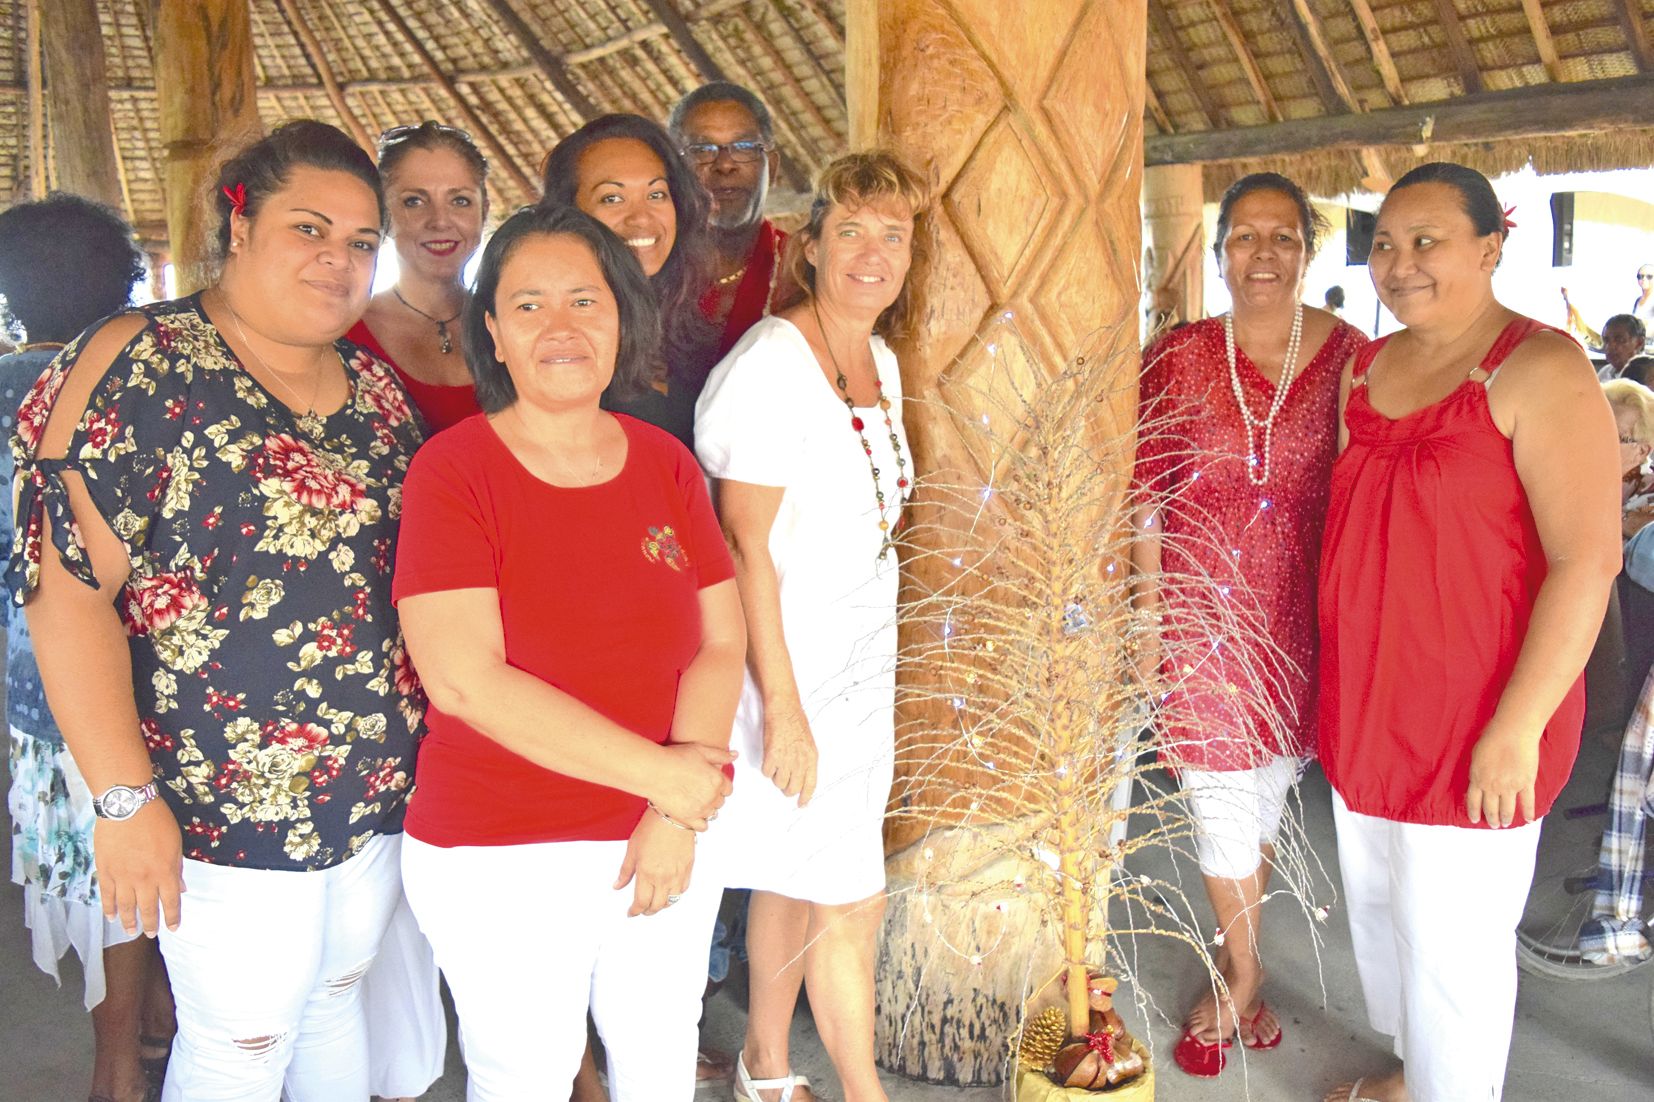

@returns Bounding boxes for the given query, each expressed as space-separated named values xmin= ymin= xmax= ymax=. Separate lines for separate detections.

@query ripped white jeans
xmin=158 ymin=831 xmax=402 ymax=1101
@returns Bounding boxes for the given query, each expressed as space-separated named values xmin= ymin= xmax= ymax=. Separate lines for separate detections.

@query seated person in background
xmin=668 ymin=81 xmax=790 ymax=359
xmin=1600 ymin=314 xmax=1654 ymax=385
xmin=1606 ymin=377 xmax=1654 ymax=538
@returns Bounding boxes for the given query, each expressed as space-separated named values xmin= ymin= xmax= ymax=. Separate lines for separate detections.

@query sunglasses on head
xmin=378 ymin=123 xmax=474 ymax=155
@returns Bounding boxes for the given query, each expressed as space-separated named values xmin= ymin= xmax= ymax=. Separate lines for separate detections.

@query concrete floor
xmin=3 ymin=754 xmax=1650 ymax=1101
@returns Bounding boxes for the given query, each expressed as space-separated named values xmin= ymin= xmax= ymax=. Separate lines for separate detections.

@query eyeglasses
xmin=378 ymin=122 xmax=474 ymax=154
xmin=1639 ymin=273 xmax=1654 ymax=281
xmin=681 ymin=140 xmax=770 ymax=166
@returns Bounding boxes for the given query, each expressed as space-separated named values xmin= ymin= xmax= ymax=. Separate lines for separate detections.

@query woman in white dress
xmin=695 ymin=150 xmax=926 ymax=1102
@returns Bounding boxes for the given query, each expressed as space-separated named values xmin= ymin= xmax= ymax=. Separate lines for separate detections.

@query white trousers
xmin=1181 ymin=755 xmax=1301 ymax=879
xmin=402 ymin=835 xmax=722 ymax=1102
xmin=158 ymin=831 xmax=402 ymax=1102
xmin=1332 ymin=791 xmax=1541 ymax=1102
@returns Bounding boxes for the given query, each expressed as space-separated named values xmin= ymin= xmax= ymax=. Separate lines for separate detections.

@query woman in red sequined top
xmin=1132 ymin=173 xmax=1366 ymax=1078
xmin=1317 ymin=163 xmax=1619 ymax=1102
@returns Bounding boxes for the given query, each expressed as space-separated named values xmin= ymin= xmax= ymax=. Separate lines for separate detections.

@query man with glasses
xmin=669 ymin=82 xmax=791 ymax=358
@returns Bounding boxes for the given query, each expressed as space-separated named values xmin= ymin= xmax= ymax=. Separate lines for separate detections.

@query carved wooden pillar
xmin=848 ymin=0 xmax=1147 ymax=1083
xmin=39 ymin=0 xmax=123 ymax=209
xmin=1143 ymin=163 xmax=1205 ymax=330
xmin=152 ymin=0 xmax=261 ymax=294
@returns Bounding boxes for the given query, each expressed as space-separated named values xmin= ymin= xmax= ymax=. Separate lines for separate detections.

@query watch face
xmin=102 ymin=787 xmax=139 ymax=819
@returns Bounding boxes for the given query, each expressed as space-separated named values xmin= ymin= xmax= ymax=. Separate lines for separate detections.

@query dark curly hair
xmin=0 ymin=193 xmax=145 ymax=343
xmin=1213 ymin=172 xmax=1330 ymax=261
xmin=213 ymin=120 xmax=385 ymax=259
xmin=539 ymin=113 xmax=716 ymax=380
xmin=463 ymin=204 xmax=661 ymax=414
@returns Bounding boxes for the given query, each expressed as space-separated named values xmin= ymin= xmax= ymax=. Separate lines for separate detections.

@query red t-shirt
xmin=393 ymin=413 xmax=735 ymax=846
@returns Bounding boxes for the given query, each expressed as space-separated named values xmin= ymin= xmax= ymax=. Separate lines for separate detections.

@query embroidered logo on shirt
xmin=641 ymin=525 xmax=688 ymax=572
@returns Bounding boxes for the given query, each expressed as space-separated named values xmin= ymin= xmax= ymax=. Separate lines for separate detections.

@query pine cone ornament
xmin=1017 ymin=1006 xmax=1068 ymax=1068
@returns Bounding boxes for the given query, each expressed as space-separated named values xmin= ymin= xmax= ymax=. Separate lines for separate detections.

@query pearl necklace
xmin=1224 ymin=304 xmax=1303 ymax=486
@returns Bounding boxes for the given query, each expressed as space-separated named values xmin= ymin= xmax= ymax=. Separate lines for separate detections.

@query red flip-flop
xmin=1172 ymin=1027 xmax=1232 ymax=1077
xmin=1239 ymin=1001 xmax=1283 ymax=1050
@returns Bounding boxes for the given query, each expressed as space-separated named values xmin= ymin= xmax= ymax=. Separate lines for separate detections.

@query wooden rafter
xmin=1147 ymin=73 xmax=1654 ymax=164
xmin=1431 ymin=0 xmax=1483 ymax=95
xmin=1616 ymin=0 xmax=1653 ymax=73
xmin=1345 ymin=0 xmax=1407 ymax=105
xmin=24 ymin=0 xmax=45 ymax=197
xmin=1518 ymin=0 xmax=1563 ymax=82
xmin=1149 ymin=4 xmax=1223 ymax=128
xmin=1284 ymin=1 xmax=1389 ymax=190
xmin=1145 ymin=80 xmax=1174 ymax=134
xmin=641 ymin=0 xmax=726 ymax=84
xmin=791 ymin=0 xmax=844 ymax=48
xmin=276 ymin=0 xmax=375 ymax=151
xmin=367 ymin=0 xmax=537 ymax=195
xmin=1208 ymin=0 xmax=1280 ymax=122
xmin=479 ymin=0 xmax=600 ymax=121
xmin=735 ymin=8 xmax=842 ymax=142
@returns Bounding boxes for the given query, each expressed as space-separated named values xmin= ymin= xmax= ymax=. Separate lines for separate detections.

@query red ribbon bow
xmin=1083 ymin=1028 xmax=1115 ymax=1063
xmin=1502 ymin=204 xmax=1517 ymax=232
xmin=222 ymin=182 xmax=247 ymax=216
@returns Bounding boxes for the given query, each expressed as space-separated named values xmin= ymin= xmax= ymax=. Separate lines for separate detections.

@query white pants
xmin=1332 ymin=791 xmax=1541 ymax=1102
xmin=402 ymin=835 xmax=722 ymax=1102
xmin=158 ymin=831 xmax=403 ymax=1102
xmin=1181 ymin=755 xmax=1300 ymax=878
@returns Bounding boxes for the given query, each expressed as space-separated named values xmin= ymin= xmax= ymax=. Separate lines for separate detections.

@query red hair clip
xmin=222 ymin=182 xmax=247 ymax=217
xmin=1502 ymin=204 xmax=1517 ymax=232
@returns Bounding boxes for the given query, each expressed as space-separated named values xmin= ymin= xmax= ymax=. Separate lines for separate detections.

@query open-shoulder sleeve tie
xmin=7 ymin=455 xmax=100 ymax=603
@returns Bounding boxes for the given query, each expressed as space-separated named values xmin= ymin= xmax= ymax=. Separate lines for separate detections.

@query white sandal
xmin=1346 ymin=1078 xmax=1383 ymax=1102
xmin=733 ymin=1050 xmax=813 ymax=1102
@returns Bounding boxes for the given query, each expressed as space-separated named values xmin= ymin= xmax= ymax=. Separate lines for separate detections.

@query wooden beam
xmin=1615 ymin=0 xmax=1653 ymax=73
xmin=1518 ymin=0 xmax=1564 ymax=82
xmin=24 ymin=0 xmax=45 ymax=198
xmin=641 ymin=0 xmax=727 ymax=84
xmin=1346 ymin=0 xmax=1408 ymax=104
xmin=845 ymin=0 xmax=876 ymax=147
xmin=276 ymin=0 xmax=375 ymax=152
xmin=1431 ymin=0 xmax=1483 ymax=95
xmin=1146 ymin=73 xmax=1654 ymax=164
xmin=1208 ymin=0 xmax=1280 ymax=122
xmin=368 ymin=0 xmax=537 ymax=196
xmin=791 ymin=0 xmax=845 ymax=49
xmin=1149 ymin=3 xmax=1223 ymax=128
xmin=1290 ymin=0 xmax=1359 ymax=111
xmin=478 ymin=0 xmax=600 ymax=121
xmin=1144 ymin=80 xmax=1174 ymax=134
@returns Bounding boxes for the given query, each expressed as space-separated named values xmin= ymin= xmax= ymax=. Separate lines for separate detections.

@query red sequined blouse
xmin=1136 ymin=316 xmax=1368 ymax=772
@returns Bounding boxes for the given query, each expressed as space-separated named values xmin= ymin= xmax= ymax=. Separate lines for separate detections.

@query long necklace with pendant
xmin=1224 ymin=303 xmax=1303 ymax=486
xmin=814 ymin=301 xmax=909 ymax=560
xmin=223 ymin=297 xmax=328 ymax=438
xmin=393 ymin=287 xmax=464 ymax=355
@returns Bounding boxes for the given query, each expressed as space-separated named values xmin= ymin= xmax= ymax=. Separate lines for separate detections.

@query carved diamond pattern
xmin=879 ymin=2 xmax=1004 ymax=188
xmin=943 ymin=112 xmax=1062 ymax=301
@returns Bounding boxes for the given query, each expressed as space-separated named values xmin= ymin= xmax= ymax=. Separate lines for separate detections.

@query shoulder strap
xmin=1350 ymin=334 xmax=1390 ymax=388
xmin=1478 ymin=316 xmax=1575 ymax=385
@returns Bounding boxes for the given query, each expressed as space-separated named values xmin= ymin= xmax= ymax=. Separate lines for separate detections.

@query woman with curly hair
xmin=8 ymin=120 xmax=426 ymax=1099
xmin=0 ymin=192 xmax=171 ymax=1102
xmin=541 ymin=113 xmax=718 ymax=449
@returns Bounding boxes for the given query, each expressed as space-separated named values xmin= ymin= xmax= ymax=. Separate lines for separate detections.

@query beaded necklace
xmin=1224 ymin=303 xmax=1303 ymax=486
xmin=813 ymin=301 xmax=909 ymax=560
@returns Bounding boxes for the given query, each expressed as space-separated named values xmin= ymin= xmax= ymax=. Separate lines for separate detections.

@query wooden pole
xmin=276 ymin=0 xmax=375 ymax=153
xmin=1143 ymin=163 xmax=1204 ymax=326
xmin=1146 ymin=74 xmax=1654 ymax=164
xmin=24 ymin=0 xmax=46 ymax=198
xmin=858 ymin=0 xmax=1146 ymax=1079
xmin=152 ymin=0 xmax=261 ymax=295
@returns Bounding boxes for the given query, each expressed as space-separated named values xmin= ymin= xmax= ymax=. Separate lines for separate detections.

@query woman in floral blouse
xmin=8 ymin=120 xmax=425 ymax=1099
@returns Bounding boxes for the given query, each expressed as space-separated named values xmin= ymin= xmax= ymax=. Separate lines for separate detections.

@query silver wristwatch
xmin=92 ymin=782 xmax=160 ymax=821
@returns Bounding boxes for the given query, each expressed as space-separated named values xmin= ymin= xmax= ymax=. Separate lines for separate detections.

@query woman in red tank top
xmin=348 ymin=122 xmax=486 ymax=432
xmin=1317 ymin=164 xmax=1620 ymax=1102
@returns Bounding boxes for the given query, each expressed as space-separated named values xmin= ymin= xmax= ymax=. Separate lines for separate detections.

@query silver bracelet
xmin=646 ymin=800 xmax=695 ymax=832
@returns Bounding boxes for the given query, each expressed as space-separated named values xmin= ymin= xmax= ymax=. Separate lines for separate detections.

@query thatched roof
xmin=1 ymin=1 xmax=1650 ymax=243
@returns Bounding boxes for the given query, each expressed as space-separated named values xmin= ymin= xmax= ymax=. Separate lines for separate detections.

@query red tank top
xmin=345 ymin=320 xmax=480 ymax=434
xmin=1317 ymin=317 xmax=1584 ymax=827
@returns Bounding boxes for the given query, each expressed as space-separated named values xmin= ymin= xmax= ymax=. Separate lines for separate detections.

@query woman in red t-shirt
xmin=394 ymin=204 xmax=743 ymax=1102
xmin=1318 ymin=163 xmax=1620 ymax=1102
xmin=348 ymin=122 xmax=486 ymax=432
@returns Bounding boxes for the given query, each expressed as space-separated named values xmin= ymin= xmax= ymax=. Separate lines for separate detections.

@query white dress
xmin=695 ymin=316 xmax=909 ymax=905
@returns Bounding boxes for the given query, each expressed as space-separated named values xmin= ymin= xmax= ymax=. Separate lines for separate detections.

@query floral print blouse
xmin=5 ymin=294 xmax=426 ymax=871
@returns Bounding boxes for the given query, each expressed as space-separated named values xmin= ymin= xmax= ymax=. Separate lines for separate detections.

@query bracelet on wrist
xmin=647 ymin=800 xmax=695 ymax=833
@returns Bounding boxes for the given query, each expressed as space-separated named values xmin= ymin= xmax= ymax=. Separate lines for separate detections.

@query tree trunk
xmin=152 ymin=0 xmax=260 ymax=295
xmin=848 ymin=0 xmax=1147 ymax=1081
xmin=39 ymin=0 xmax=123 ymax=209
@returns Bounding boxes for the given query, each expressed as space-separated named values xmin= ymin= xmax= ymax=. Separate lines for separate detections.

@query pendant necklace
xmin=1224 ymin=303 xmax=1303 ymax=486
xmin=393 ymin=287 xmax=464 ymax=355
xmin=813 ymin=301 xmax=909 ymax=560
xmin=223 ymin=297 xmax=328 ymax=438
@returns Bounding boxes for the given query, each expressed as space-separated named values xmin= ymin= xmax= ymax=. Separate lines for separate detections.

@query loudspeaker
xmin=1346 ymin=209 xmax=1376 ymax=264
xmin=1551 ymin=192 xmax=1575 ymax=267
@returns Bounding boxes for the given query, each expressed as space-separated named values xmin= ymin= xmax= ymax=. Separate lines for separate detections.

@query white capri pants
xmin=1180 ymin=755 xmax=1301 ymax=879
xmin=1332 ymin=791 xmax=1541 ymax=1102
xmin=158 ymin=831 xmax=402 ymax=1102
xmin=402 ymin=835 xmax=722 ymax=1102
